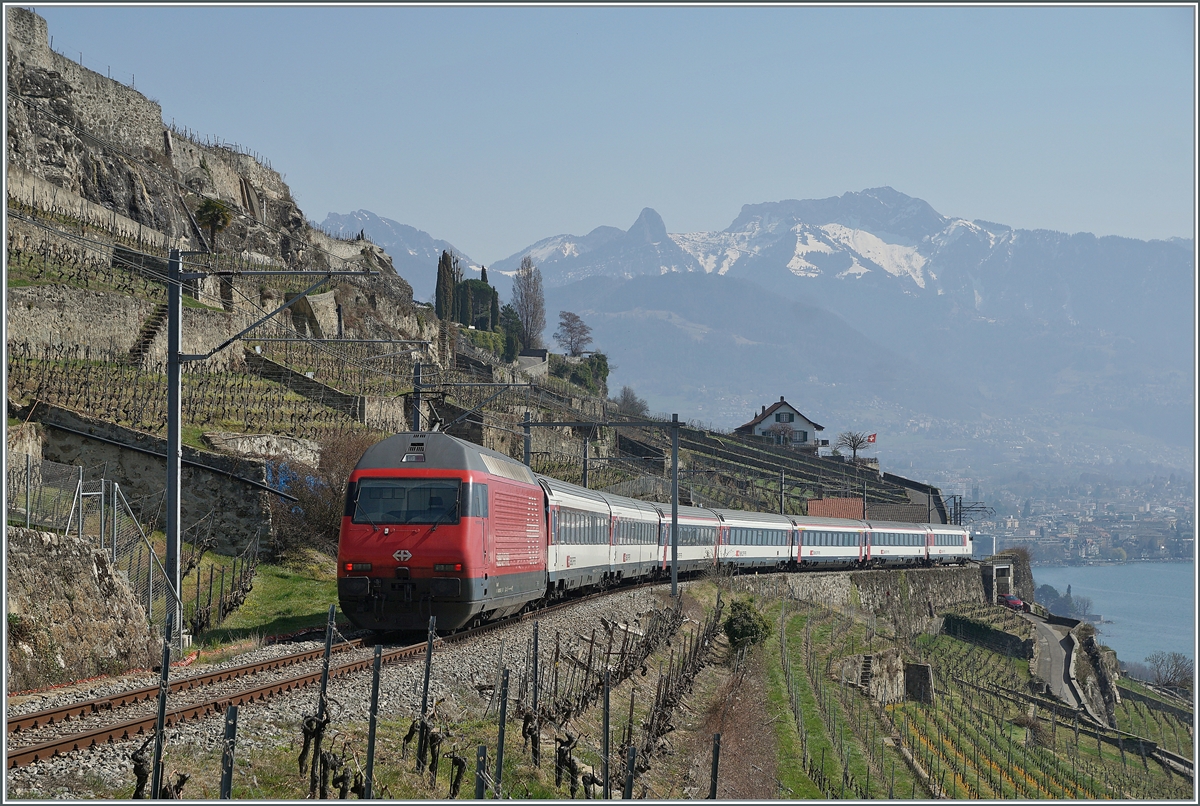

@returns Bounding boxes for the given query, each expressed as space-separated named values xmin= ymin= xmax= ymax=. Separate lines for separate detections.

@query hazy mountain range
xmin=321 ymin=188 xmax=1195 ymax=486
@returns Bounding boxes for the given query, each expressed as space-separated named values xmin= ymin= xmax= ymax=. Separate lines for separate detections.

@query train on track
xmin=337 ymin=432 xmax=973 ymax=632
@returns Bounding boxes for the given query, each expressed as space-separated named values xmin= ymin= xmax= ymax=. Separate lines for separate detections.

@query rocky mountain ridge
xmin=330 ymin=186 xmax=1194 ymax=483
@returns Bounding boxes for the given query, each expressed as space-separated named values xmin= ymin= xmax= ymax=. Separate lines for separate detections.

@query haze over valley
xmin=321 ymin=189 xmax=1195 ymax=496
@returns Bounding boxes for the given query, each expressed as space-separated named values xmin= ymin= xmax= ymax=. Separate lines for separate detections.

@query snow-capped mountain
xmin=494 ymin=187 xmax=1191 ymax=363
xmin=489 ymin=207 xmax=699 ymax=284
xmin=319 ymin=210 xmax=478 ymax=303
xmin=329 ymin=190 xmax=1193 ymax=477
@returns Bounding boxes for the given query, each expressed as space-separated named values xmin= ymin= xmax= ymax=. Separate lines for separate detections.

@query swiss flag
xmin=867 ymin=433 xmax=877 ymax=443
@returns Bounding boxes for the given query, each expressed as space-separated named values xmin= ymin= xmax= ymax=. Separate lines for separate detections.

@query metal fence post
xmin=219 ymin=705 xmax=239 ymax=798
xmin=78 ymin=466 xmax=84 ymax=539
xmin=316 ymin=604 xmax=336 ymax=721
xmin=532 ymin=621 xmax=541 ymax=767
xmin=475 ymin=746 xmax=487 ymax=799
xmin=417 ymin=615 xmax=436 ymax=765
xmin=623 ymin=746 xmax=636 ymax=799
xmin=109 ymin=481 xmax=117 ymax=563
xmin=603 ymin=669 xmax=611 ymax=799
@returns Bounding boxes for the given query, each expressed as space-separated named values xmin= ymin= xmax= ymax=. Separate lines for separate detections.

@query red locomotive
xmin=338 ymin=432 xmax=547 ymax=631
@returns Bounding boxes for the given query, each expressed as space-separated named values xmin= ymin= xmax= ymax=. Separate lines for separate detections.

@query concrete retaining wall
xmin=6 ymin=526 xmax=155 ymax=693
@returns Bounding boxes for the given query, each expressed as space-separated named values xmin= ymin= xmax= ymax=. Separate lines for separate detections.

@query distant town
xmin=970 ymin=473 xmax=1194 ymax=565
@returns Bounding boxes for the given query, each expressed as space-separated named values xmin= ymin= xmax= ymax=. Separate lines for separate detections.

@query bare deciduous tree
xmin=511 ymin=255 xmax=545 ymax=349
xmin=553 ymin=311 xmax=593 ymax=357
xmin=613 ymin=385 xmax=648 ymax=417
xmin=764 ymin=422 xmax=794 ymax=446
xmin=1145 ymin=651 xmax=1194 ymax=692
xmin=268 ymin=431 xmax=379 ymax=559
xmin=835 ymin=431 xmax=871 ymax=461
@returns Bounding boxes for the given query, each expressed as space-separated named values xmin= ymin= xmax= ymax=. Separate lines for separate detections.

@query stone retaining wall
xmin=942 ymin=613 xmax=1035 ymax=659
xmin=27 ymin=403 xmax=272 ymax=554
xmin=6 ymin=526 xmax=155 ymax=693
xmin=851 ymin=566 xmax=985 ymax=631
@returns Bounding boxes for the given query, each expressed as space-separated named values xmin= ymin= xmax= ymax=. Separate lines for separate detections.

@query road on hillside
xmin=1023 ymin=612 xmax=1080 ymax=709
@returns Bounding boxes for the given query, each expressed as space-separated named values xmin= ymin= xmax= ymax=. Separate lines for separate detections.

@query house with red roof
xmin=734 ymin=396 xmax=825 ymax=450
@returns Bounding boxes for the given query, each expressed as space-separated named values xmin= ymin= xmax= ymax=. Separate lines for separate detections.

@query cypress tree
xmin=460 ymin=283 xmax=474 ymax=326
xmin=503 ymin=330 xmax=520 ymax=363
xmin=490 ymin=288 xmax=500 ymax=331
xmin=480 ymin=265 xmax=489 ymax=284
xmin=434 ymin=250 xmax=453 ymax=321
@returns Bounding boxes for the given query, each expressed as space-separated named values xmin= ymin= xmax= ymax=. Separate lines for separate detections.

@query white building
xmin=734 ymin=397 xmax=824 ymax=450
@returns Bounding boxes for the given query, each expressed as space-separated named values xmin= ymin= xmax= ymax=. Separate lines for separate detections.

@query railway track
xmin=7 ymin=638 xmax=366 ymax=738
xmin=5 ymin=581 xmax=667 ymax=770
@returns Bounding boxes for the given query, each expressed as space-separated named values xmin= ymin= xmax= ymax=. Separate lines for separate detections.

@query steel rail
xmin=5 ymin=581 xmax=666 ymax=770
xmin=7 ymin=639 xmax=365 ymax=736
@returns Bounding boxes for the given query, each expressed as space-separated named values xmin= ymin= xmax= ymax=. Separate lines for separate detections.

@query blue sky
xmin=29 ymin=4 xmax=1196 ymax=264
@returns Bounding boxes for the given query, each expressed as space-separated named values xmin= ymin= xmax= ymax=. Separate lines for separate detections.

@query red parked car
xmin=999 ymin=593 xmax=1025 ymax=611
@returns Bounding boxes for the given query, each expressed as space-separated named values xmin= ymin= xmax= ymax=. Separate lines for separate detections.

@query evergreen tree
xmin=434 ymin=250 xmax=454 ymax=321
xmin=458 ymin=283 xmax=474 ymax=327
xmin=490 ymin=288 xmax=500 ymax=331
xmin=503 ymin=330 xmax=520 ymax=363
xmin=480 ymin=265 xmax=488 ymax=284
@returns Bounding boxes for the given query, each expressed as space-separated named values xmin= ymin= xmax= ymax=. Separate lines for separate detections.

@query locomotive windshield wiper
xmin=353 ymin=489 xmax=379 ymax=532
xmin=428 ymin=500 xmax=459 ymax=534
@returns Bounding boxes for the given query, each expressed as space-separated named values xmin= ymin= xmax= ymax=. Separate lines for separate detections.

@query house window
xmin=797 ymin=430 xmax=808 ymax=443
xmin=775 ymin=412 xmax=795 ymax=423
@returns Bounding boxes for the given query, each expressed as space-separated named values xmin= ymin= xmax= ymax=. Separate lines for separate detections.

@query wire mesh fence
xmin=7 ymin=451 xmax=82 ymax=533
xmin=6 ymin=453 xmax=217 ymax=655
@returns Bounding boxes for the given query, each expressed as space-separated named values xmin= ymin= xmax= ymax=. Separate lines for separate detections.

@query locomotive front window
xmin=352 ymin=478 xmax=461 ymax=525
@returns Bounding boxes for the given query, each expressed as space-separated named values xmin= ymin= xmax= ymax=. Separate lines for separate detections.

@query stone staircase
xmin=125 ymin=303 xmax=168 ymax=365
xmin=859 ymin=655 xmax=873 ymax=691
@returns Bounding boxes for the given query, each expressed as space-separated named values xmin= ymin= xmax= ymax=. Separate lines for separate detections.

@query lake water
xmin=1032 ymin=561 xmax=1195 ymax=665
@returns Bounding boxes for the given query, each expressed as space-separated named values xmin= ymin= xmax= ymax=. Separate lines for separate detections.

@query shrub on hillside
xmin=550 ymin=352 xmax=610 ymax=396
xmin=268 ymin=431 xmax=379 ymax=560
xmin=724 ymin=597 xmax=771 ymax=648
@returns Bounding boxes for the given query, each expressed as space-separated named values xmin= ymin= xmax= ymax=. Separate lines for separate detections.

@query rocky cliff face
xmin=5 ymin=6 xmax=408 ymax=292
xmin=6 ymin=526 xmax=155 ymax=693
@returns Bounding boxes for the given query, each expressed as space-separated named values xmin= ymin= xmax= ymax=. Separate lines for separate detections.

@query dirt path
xmin=662 ymin=639 xmax=781 ymax=800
